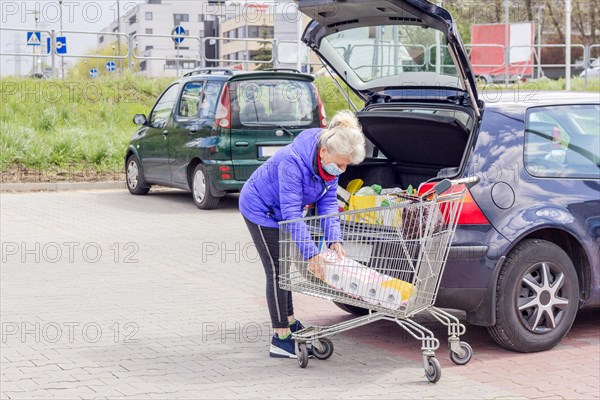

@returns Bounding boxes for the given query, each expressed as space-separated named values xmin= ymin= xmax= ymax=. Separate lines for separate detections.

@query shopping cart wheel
xmin=312 ymin=338 xmax=334 ymax=360
xmin=425 ymin=357 xmax=441 ymax=383
xmin=449 ymin=342 xmax=473 ymax=365
xmin=297 ymin=343 xmax=309 ymax=368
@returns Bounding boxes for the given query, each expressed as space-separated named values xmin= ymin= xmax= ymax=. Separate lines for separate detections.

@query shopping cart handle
xmin=433 ymin=179 xmax=452 ymax=195
xmin=451 ymin=176 xmax=480 ymax=189
xmin=432 ymin=176 xmax=480 ymax=195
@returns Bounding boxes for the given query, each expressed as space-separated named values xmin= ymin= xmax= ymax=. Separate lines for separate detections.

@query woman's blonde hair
xmin=318 ymin=110 xmax=366 ymax=165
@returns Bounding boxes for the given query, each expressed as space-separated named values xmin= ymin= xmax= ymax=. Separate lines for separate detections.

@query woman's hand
xmin=330 ymin=242 xmax=345 ymax=259
xmin=307 ymin=253 xmax=326 ymax=280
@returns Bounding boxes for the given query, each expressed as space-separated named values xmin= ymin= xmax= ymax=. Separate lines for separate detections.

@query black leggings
xmin=244 ymin=217 xmax=294 ymax=329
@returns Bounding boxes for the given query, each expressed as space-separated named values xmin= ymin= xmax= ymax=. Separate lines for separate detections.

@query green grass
xmin=1 ymin=75 xmax=598 ymax=173
xmin=0 ymin=74 xmax=172 ymax=172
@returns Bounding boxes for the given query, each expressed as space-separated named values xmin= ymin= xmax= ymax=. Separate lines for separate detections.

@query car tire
xmin=488 ymin=239 xmax=579 ymax=353
xmin=191 ymin=164 xmax=220 ymax=210
xmin=332 ymin=301 xmax=369 ymax=316
xmin=126 ymin=155 xmax=150 ymax=195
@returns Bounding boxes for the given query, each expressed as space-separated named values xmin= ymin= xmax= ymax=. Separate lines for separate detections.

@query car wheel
xmin=126 ymin=155 xmax=150 ymax=195
xmin=332 ymin=301 xmax=369 ymax=316
xmin=488 ymin=239 xmax=579 ymax=353
xmin=192 ymin=164 xmax=220 ymax=210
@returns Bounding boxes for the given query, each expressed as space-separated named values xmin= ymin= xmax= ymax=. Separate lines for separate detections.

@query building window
xmin=174 ymin=13 xmax=189 ymax=25
xmin=112 ymin=27 xmax=119 ymax=32
xmin=140 ymin=61 xmax=147 ymax=71
xmin=129 ymin=15 xmax=137 ymax=25
xmin=99 ymin=36 xmax=104 ymax=43
xmin=145 ymin=28 xmax=153 ymax=34
xmin=145 ymin=12 xmax=153 ymax=20
xmin=237 ymin=27 xmax=244 ymax=38
xmin=148 ymin=0 xmax=161 ymax=4
xmin=248 ymin=26 xmax=259 ymax=38
xmin=198 ymin=14 xmax=204 ymax=22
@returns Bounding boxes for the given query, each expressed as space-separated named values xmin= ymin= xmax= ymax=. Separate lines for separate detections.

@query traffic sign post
xmin=172 ymin=25 xmax=186 ymax=77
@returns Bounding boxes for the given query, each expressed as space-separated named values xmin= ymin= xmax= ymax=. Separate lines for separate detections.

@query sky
xmin=0 ymin=0 xmax=145 ymax=76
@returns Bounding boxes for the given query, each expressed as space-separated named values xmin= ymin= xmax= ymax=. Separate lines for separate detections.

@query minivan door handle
xmin=235 ymin=141 xmax=249 ymax=147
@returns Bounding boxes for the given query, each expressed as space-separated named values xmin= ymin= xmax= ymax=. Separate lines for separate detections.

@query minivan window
xmin=150 ymin=83 xmax=180 ymax=126
xmin=178 ymin=82 xmax=203 ymax=118
xmin=525 ymin=105 xmax=600 ymax=179
xmin=323 ymin=25 xmax=459 ymax=83
xmin=229 ymin=80 xmax=317 ymax=128
xmin=199 ymin=81 xmax=222 ymax=119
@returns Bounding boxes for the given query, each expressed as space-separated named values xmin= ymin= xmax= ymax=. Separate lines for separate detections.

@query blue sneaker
xmin=270 ymin=334 xmax=297 ymax=358
xmin=289 ymin=320 xmax=305 ymax=333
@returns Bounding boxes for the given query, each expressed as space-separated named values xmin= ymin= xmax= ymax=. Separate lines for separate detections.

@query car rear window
xmin=524 ymin=104 xmax=600 ymax=179
xmin=229 ymin=79 xmax=318 ymax=128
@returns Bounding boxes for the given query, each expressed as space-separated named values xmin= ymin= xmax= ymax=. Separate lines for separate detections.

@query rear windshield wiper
xmin=243 ymin=123 xmax=294 ymax=137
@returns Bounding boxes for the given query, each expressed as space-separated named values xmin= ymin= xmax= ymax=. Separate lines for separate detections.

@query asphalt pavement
xmin=1 ymin=189 xmax=598 ymax=399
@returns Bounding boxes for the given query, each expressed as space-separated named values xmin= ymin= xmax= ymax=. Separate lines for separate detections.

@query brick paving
xmin=1 ymin=189 xmax=599 ymax=399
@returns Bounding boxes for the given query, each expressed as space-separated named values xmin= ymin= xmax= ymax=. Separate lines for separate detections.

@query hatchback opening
xmin=339 ymin=106 xmax=476 ymax=190
xmin=228 ymin=79 xmax=320 ymax=129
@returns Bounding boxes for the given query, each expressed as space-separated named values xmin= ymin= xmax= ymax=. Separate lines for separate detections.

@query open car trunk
xmin=339 ymin=105 xmax=475 ymax=190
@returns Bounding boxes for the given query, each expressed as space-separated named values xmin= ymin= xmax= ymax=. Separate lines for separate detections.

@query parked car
xmin=125 ymin=68 xmax=327 ymax=209
xmin=580 ymin=58 xmax=600 ymax=79
xmin=297 ymin=0 xmax=600 ymax=352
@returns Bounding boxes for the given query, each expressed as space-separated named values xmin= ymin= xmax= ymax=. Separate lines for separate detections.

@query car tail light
xmin=313 ymin=83 xmax=327 ymax=128
xmin=215 ymin=83 xmax=231 ymax=129
xmin=418 ymin=182 xmax=489 ymax=225
xmin=220 ymin=173 xmax=231 ymax=180
xmin=219 ymin=166 xmax=231 ymax=172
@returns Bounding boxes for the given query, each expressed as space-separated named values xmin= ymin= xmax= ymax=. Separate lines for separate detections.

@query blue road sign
xmin=172 ymin=25 xmax=186 ymax=44
xmin=89 ymin=69 xmax=99 ymax=78
xmin=106 ymin=61 xmax=116 ymax=72
xmin=27 ymin=31 xmax=41 ymax=46
xmin=46 ymin=36 xmax=67 ymax=54
xmin=56 ymin=36 xmax=67 ymax=54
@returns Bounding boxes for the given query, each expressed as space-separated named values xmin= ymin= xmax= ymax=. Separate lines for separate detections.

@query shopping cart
xmin=278 ymin=177 xmax=479 ymax=383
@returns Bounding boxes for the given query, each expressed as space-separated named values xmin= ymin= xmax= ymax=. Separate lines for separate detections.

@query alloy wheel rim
xmin=127 ymin=160 xmax=138 ymax=189
xmin=193 ymin=169 xmax=206 ymax=203
xmin=517 ymin=261 xmax=570 ymax=333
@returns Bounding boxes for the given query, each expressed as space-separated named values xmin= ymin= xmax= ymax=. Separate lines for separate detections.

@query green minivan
xmin=125 ymin=68 xmax=327 ymax=209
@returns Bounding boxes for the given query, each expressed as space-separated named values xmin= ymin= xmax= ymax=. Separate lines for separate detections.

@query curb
xmin=1 ymin=181 xmax=125 ymax=192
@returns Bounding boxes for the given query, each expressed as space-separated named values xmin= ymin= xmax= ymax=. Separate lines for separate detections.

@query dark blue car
xmin=298 ymin=0 xmax=600 ymax=352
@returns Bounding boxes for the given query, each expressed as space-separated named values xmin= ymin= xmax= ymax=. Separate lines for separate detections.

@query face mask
xmin=322 ymin=161 xmax=343 ymax=176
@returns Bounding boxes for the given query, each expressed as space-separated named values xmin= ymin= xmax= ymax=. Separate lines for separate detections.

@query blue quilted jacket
xmin=239 ymin=128 xmax=342 ymax=260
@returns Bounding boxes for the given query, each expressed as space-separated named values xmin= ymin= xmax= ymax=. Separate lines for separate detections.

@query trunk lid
xmin=298 ymin=0 xmax=482 ymax=116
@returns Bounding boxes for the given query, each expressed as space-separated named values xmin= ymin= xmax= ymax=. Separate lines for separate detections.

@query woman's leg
xmin=243 ymin=217 xmax=290 ymax=331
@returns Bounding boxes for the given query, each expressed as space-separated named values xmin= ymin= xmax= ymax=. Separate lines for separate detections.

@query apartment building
xmin=98 ymin=0 xmax=225 ymax=77
xmin=218 ymin=3 xmax=274 ymax=70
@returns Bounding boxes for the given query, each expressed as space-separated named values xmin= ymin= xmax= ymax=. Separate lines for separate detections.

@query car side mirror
xmin=133 ymin=114 xmax=147 ymax=125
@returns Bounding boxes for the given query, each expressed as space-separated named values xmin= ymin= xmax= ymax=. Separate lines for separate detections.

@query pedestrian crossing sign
xmin=27 ymin=31 xmax=41 ymax=46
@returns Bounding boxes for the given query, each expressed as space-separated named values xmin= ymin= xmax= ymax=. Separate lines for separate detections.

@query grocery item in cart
xmin=318 ymin=251 xmax=414 ymax=309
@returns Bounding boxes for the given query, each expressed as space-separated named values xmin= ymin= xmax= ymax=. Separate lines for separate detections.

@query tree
xmin=252 ymin=25 xmax=273 ymax=71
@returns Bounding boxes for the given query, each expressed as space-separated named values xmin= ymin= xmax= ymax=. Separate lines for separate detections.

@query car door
xmin=296 ymin=0 xmax=482 ymax=117
xmin=169 ymin=80 xmax=224 ymax=186
xmin=169 ymin=81 xmax=204 ymax=185
xmin=139 ymin=83 xmax=181 ymax=183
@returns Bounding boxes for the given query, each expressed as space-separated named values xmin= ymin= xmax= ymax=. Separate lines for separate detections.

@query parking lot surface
xmin=1 ymin=189 xmax=599 ymax=399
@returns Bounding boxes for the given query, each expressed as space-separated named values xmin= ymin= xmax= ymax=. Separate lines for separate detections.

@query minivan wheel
xmin=126 ymin=155 xmax=150 ymax=195
xmin=488 ymin=239 xmax=579 ymax=353
xmin=192 ymin=164 xmax=220 ymax=210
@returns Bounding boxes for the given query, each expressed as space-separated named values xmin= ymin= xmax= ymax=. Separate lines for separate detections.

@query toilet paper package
xmin=320 ymin=251 xmax=414 ymax=309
